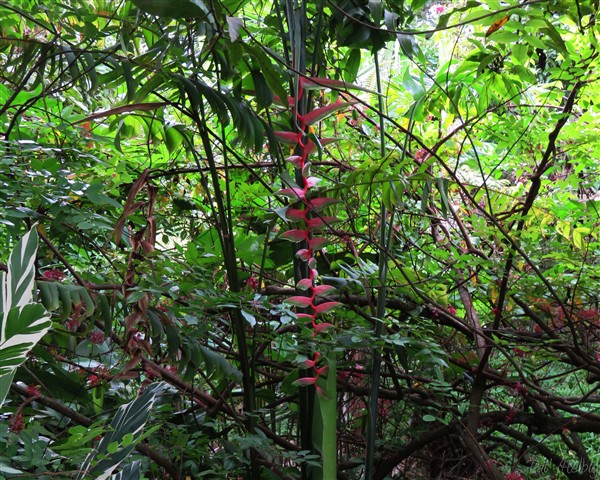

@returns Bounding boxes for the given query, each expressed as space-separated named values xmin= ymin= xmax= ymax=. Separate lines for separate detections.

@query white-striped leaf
xmin=77 ymin=382 xmax=167 ymax=480
xmin=109 ymin=460 xmax=141 ymax=480
xmin=1 ymin=226 xmax=38 ymax=311
xmin=0 ymin=227 xmax=52 ymax=407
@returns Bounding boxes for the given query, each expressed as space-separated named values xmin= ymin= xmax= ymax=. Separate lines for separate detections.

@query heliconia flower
xmin=281 ymin=229 xmax=308 ymax=242
xmin=315 ymin=384 xmax=327 ymax=398
xmin=313 ymin=285 xmax=336 ymax=296
xmin=297 ymin=101 xmax=358 ymax=126
xmin=313 ymin=322 xmax=335 ymax=334
xmin=286 ymin=208 xmax=307 ymax=221
xmin=300 ymin=358 xmax=317 ymax=368
xmin=26 ymin=385 xmax=41 ymax=396
xmin=286 ymin=296 xmax=313 ymax=307
xmin=307 ymin=197 xmax=342 ymax=211
xmin=278 ymin=187 xmax=306 ymax=199
xmin=313 ymin=302 xmax=341 ymax=314
xmin=299 ymin=352 xmax=320 ymax=368
xmin=293 ymin=377 xmax=317 ymax=386
xmin=246 ymin=276 xmax=259 ymax=291
xmin=296 ymin=249 xmax=311 ymax=261
xmin=302 ymin=162 xmax=311 ymax=177
xmin=272 ymin=95 xmax=296 ymax=107
xmin=9 ymin=412 xmax=25 ymax=433
xmin=305 ymin=138 xmax=340 ymax=154
xmin=504 ymin=472 xmax=525 ymax=480
xmin=276 ymin=82 xmax=347 ymax=401
xmin=273 ymin=131 xmax=302 ymax=144
xmin=297 ymin=278 xmax=313 ymax=290
xmin=286 ymin=155 xmax=304 ymax=167
xmin=89 ymin=331 xmax=104 ymax=345
xmin=305 ymin=176 xmax=321 ymax=188
xmin=305 ymin=216 xmax=339 ymax=229
xmin=43 ymin=269 xmax=66 ymax=281
xmin=308 ymin=237 xmax=329 ymax=249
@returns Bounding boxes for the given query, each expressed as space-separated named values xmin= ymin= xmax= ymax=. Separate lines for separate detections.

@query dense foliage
xmin=1 ymin=0 xmax=600 ymax=479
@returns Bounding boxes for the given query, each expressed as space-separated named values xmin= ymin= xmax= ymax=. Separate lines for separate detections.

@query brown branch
xmin=72 ymin=103 xmax=169 ymax=124
xmin=495 ymin=81 xmax=585 ymax=332
xmin=372 ymin=424 xmax=454 ymax=480
xmin=36 ymin=227 xmax=86 ymax=286
xmin=148 ymin=160 xmax=353 ymax=179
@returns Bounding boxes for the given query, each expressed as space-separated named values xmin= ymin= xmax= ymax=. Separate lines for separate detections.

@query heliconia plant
xmin=275 ymin=89 xmax=344 ymax=349
xmin=271 ymin=74 xmax=364 ymax=479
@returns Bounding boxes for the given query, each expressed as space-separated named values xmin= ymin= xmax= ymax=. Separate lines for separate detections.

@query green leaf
xmin=86 ymin=181 xmax=122 ymax=209
xmin=240 ymin=43 xmax=288 ymax=106
xmin=541 ymin=20 xmax=568 ymax=55
xmin=397 ymin=33 xmax=417 ymax=59
xmin=343 ymin=49 xmax=361 ymax=83
xmin=301 ymin=76 xmax=381 ymax=95
xmin=130 ymin=0 xmax=209 ymax=18
xmin=572 ymin=227 xmax=590 ymax=250
xmin=38 ymin=280 xmax=60 ymax=312
xmin=122 ymin=61 xmax=137 ymax=103
xmin=251 ymin=70 xmax=272 ymax=109
xmin=368 ymin=0 xmax=383 ymax=25
xmin=0 ymin=463 xmax=23 ymax=474
xmin=436 ymin=177 xmax=450 ymax=219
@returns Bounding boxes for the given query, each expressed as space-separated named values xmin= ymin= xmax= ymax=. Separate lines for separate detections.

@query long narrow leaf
xmin=77 ymin=383 xmax=167 ymax=480
xmin=300 ymin=76 xmax=381 ymax=95
xmin=109 ymin=460 xmax=141 ymax=480
xmin=0 ymin=227 xmax=51 ymax=407
xmin=2 ymin=226 xmax=38 ymax=311
xmin=313 ymin=354 xmax=337 ymax=480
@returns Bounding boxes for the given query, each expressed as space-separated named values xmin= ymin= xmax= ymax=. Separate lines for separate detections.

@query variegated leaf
xmin=78 ymin=382 xmax=167 ymax=480
xmin=0 ymin=227 xmax=51 ymax=408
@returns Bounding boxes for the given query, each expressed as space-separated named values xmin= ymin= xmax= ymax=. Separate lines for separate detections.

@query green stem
xmin=365 ymin=49 xmax=390 ymax=480
xmin=313 ymin=354 xmax=337 ymax=480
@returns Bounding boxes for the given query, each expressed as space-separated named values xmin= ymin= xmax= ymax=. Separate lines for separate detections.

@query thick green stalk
xmin=364 ymin=50 xmax=390 ymax=480
xmin=313 ymin=354 xmax=337 ymax=480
